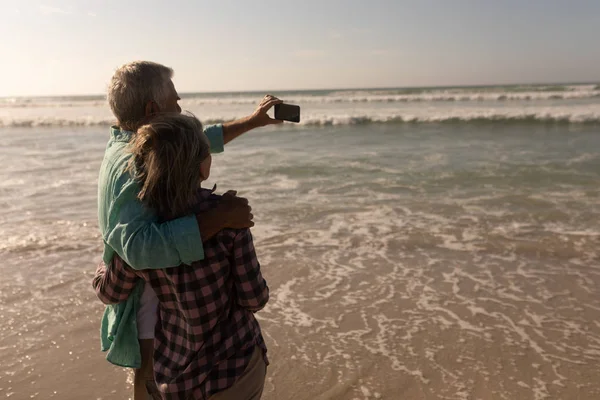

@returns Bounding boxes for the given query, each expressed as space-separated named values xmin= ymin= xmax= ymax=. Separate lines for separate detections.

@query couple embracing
xmin=93 ymin=61 xmax=284 ymax=400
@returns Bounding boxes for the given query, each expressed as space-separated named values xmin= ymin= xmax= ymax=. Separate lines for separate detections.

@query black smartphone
xmin=274 ymin=103 xmax=300 ymax=123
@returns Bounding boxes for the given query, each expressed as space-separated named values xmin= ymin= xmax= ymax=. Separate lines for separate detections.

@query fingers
xmin=259 ymin=94 xmax=273 ymax=106
xmin=260 ymin=95 xmax=282 ymax=107
xmin=260 ymin=99 xmax=283 ymax=114
xmin=261 ymin=99 xmax=284 ymax=113
xmin=221 ymin=191 xmax=248 ymax=205
xmin=269 ymin=98 xmax=284 ymax=106
xmin=251 ymin=95 xmax=287 ymax=128
xmin=263 ymin=94 xmax=279 ymax=101
xmin=226 ymin=197 xmax=249 ymax=209
xmin=267 ymin=117 xmax=284 ymax=125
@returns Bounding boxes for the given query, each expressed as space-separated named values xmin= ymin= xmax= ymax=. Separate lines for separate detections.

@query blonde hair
xmin=129 ymin=113 xmax=211 ymax=220
xmin=107 ymin=61 xmax=173 ymax=131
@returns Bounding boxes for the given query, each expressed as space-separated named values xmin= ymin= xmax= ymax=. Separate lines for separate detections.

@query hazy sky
xmin=1 ymin=0 xmax=599 ymax=96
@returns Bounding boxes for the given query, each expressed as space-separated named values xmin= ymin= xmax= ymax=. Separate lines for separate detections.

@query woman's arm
xmin=92 ymin=258 xmax=140 ymax=305
xmin=230 ymin=229 xmax=269 ymax=312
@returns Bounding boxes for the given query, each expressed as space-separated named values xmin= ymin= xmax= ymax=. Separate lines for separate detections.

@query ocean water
xmin=1 ymin=84 xmax=600 ymax=399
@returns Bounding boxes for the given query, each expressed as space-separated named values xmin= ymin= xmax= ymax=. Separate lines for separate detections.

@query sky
xmin=1 ymin=0 xmax=599 ymax=96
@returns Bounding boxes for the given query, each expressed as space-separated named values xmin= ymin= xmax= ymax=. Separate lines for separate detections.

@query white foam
xmin=2 ymin=87 xmax=600 ymax=128
xmin=269 ymin=175 xmax=300 ymax=190
xmin=2 ymin=84 xmax=598 ymax=108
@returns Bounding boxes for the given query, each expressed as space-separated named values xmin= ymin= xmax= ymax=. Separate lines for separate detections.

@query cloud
xmin=291 ymin=50 xmax=325 ymax=58
xmin=87 ymin=11 xmax=97 ymax=17
xmin=39 ymin=5 xmax=73 ymax=15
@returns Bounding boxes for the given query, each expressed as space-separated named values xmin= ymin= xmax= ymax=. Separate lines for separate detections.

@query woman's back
xmin=130 ymin=189 xmax=268 ymax=398
xmin=96 ymin=113 xmax=270 ymax=399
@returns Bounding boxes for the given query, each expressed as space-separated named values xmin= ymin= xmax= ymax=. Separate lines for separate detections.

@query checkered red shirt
xmin=92 ymin=189 xmax=269 ymax=400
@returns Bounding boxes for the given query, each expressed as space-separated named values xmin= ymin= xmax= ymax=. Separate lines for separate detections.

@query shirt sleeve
xmin=230 ymin=229 xmax=269 ymax=312
xmin=92 ymin=258 xmax=139 ymax=305
xmin=204 ymin=124 xmax=224 ymax=154
xmin=104 ymin=177 xmax=204 ymax=269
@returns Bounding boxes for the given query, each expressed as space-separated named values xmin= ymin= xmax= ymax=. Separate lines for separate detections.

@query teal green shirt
xmin=97 ymin=124 xmax=225 ymax=368
xmin=98 ymin=125 xmax=224 ymax=268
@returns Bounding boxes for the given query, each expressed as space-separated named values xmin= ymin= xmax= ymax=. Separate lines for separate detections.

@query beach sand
xmin=3 ymin=237 xmax=600 ymax=399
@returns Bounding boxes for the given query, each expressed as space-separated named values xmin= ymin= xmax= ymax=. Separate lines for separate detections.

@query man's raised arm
xmin=221 ymin=95 xmax=283 ymax=144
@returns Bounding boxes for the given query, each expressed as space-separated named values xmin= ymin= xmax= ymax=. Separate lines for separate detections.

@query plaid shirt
xmin=93 ymin=189 xmax=269 ymax=400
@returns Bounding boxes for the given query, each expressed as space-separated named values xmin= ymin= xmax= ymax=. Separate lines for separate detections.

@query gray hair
xmin=107 ymin=61 xmax=173 ymax=131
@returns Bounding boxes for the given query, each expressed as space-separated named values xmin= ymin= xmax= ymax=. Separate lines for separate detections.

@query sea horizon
xmin=2 ymin=80 xmax=599 ymax=100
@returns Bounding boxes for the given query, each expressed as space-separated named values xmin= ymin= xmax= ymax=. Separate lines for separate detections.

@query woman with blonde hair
xmin=94 ymin=113 xmax=269 ymax=400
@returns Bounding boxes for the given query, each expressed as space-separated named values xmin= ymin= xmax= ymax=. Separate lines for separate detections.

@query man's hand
xmin=221 ymin=95 xmax=284 ymax=144
xmin=248 ymin=95 xmax=284 ymax=128
xmin=196 ymin=190 xmax=254 ymax=242
xmin=219 ymin=190 xmax=255 ymax=229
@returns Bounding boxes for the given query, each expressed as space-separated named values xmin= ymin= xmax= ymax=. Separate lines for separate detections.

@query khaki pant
xmin=208 ymin=347 xmax=267 ymax=400
xmin=136 ymin=342 xmax=266 ymax=400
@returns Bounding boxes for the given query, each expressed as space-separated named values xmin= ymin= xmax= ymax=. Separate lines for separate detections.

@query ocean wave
xmin=302 ymin=113 xmax=600 ymax=126
xmin=0 ymin=117 xmax=117 ymax=127
xmin=3 ymin=112 xmax=600 ymax=128
xmin=0 ymin=117 xmax=228 ymax=128
xmin=178 ymin=91 xmax=599 ymax=105
xmin=2 ymin=85 xmax=599 ymax=108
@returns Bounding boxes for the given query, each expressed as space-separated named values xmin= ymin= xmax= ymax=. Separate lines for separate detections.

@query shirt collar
xmin=110 ymin=126 xmax=134 ymax=143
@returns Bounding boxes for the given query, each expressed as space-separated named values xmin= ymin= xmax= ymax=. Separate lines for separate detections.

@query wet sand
xmin=3 ymin=239 xmax=600 ymax=400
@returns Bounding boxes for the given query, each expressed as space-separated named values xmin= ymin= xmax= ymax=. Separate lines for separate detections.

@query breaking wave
xmin=3 ymin=112 xmax=600 ymax=128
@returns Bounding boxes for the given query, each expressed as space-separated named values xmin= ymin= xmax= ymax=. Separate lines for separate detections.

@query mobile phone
xmin=274 ymin=103 xmax=300 ymax=123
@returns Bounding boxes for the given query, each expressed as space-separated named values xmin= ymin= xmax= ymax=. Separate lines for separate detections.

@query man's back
xmin=97 ymin=126 xmax=210 ymax=269
xmin=97 ymin=127 xmax=138 ymax=253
